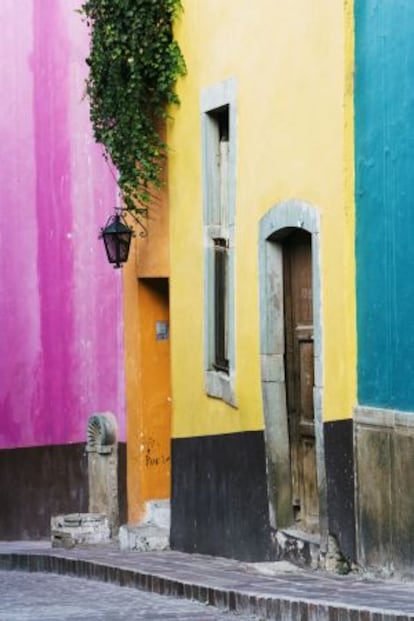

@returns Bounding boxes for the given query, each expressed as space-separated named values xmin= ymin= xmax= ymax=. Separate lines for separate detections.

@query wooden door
xmin=283 ymin=229 xmax=319 ymax=533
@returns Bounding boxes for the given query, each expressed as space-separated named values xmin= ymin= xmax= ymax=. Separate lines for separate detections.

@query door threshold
xmin=271 ymin=527 xmax=320 ymax=568
xmin=281 ymin=528 xmax=320 ymax=546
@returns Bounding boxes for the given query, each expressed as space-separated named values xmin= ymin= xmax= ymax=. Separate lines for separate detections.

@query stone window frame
xmin=201 ymin=77 xmax=237 ymax=407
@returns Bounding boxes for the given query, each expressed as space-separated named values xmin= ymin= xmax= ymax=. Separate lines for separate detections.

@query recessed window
xmin=201 ymin=79 xmax=237 ymax=406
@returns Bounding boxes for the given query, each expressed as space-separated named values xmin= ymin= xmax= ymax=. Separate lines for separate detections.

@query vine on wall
xmin=80 ymin=0 xmax=186 ymax=219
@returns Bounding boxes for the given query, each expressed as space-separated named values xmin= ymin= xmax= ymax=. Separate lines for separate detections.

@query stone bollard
xmin=51 ymin=412 xmax=120 ymax=548
xmin=86 ymin=412 xmax=119 ymax=535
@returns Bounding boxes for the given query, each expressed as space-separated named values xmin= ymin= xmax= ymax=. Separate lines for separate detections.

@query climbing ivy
xmin=80 ymin=0 xmax=186 ymax=218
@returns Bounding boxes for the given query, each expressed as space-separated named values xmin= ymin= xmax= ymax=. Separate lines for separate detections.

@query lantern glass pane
xmin=103 ymin=234 xmax=119 ymax=264
xmin=118 ymin=233 xmax=131 ymax=262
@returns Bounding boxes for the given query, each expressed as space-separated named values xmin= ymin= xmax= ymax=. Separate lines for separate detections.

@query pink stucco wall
xmin=0 ymin=0 xmax=126 ymax=448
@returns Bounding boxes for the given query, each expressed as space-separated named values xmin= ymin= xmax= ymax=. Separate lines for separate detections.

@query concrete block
xmin=51 ymin=513 xmax=110 ymax=548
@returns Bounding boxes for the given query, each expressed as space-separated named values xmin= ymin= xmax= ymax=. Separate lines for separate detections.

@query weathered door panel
xmin=283 ymin=229 xmax=318 ymax=533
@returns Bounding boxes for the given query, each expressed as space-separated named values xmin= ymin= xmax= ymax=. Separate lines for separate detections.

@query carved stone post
xmin=86 ymin=412 xmax=119 ymax=534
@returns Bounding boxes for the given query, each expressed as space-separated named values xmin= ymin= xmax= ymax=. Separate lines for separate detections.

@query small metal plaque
xmin=156 ymin=321 xmax=169 ymax=341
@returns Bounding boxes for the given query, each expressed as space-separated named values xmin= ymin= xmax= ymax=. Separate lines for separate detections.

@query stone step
xmin=119 ymin=523 xmax=170 ymax=552
xmin=144 ymin=500 xmax=170 ymax=530
xmin=51 ymin=513 xmax=111 ymax=549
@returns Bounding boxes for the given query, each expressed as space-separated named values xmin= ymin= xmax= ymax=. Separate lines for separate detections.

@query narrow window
xmin=210 ymin=106 xmax=229 ymax=372
xmin=213 ymin=238 xmax=229 ymax=372
xmin=201 ymin=78 xmax=237 ymax=405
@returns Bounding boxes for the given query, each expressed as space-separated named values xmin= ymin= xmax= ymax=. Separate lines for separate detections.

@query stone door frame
xmin=258 ymin=199 xmax=327 ymax=548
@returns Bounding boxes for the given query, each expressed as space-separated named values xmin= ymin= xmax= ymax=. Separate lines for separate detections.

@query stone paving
xmin=1 ymin=541 xmax=414 ymax=620
xmin=0 ymin=570 xmax=255 ymax=620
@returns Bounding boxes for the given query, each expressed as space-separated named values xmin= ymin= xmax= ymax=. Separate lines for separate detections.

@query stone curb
xmin=0 ymin=552 xmax=413 ymax=621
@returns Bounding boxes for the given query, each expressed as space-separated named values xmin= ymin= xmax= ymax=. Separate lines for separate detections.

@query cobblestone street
xmin=3 ymin=542 xmax=414 ymax=620
xmin=0 ymin=570 xmax=255 ymax=621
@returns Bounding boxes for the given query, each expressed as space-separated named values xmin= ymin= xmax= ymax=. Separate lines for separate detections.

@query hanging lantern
xmin=99 ymin=212 xmax=134 ymax=268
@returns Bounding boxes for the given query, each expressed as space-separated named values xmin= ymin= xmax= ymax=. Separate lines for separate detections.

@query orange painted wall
xmin=124 ymin=168 xmax=171 ymax=523
xmin=134 ymin=125 xmax=169 ymax=280
xmin=134 ymin=179 xmax=169 ymax=279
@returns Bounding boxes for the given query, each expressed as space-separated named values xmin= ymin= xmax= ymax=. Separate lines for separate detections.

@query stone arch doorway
xmin=259 ymin=200 xmax=327 ymax=549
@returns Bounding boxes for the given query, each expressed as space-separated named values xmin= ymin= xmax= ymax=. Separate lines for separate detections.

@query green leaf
xmin=79 ymin=0 xmax=186 ymax=211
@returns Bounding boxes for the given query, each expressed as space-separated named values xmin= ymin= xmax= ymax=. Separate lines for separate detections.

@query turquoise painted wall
xmin=355 ymin=0 xmax=414 ymax=409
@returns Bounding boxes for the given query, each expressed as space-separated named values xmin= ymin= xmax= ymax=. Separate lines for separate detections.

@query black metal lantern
xmin=99 ymin=212 xmax=134 ymax=268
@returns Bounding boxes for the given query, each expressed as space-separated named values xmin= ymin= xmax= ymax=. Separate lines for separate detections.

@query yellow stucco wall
xmin=169 ymin=0 xmax=356 ymax=438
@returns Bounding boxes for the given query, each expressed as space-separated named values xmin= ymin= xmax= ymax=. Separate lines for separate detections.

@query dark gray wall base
xmin=324 ymin=419 xmax=356 ymax=562
xmin=170 ymin=431 xmax=271 ymax=561
xmin=117 ymin=443 xmax=127 ymax=527
xmin=0 ymin=443 xmax=126 ymax=540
